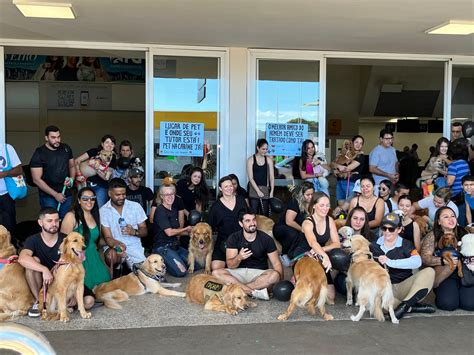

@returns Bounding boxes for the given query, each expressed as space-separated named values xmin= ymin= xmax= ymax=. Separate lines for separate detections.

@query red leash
xmin=0 ymin=255 xmax=18 ymax=264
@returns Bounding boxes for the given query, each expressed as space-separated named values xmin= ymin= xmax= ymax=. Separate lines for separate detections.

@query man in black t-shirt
xmin=126 ymin=168 xmax=153 ymax=213
xmin=18 ymin=208 xmax=65 ymax=317
xmin=212 ymin=211 xmax=283 ymax=300
xmin=30 ymin=126 xmax=75 ymax=219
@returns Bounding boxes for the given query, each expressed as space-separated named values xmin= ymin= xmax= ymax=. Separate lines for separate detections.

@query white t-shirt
xmin=100 ymin=199 xmax=147 ymax=266
xmin=417 ymin=196 xmax=459 ymax=221
xmin=0 ymin=144 xmax=22 ymax=196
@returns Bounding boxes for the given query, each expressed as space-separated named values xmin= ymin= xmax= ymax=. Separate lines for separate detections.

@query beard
xmin=243 ymin=225 xmax=257 ymax=234
xmin=42 ymin=225 xmax=59 ymax=234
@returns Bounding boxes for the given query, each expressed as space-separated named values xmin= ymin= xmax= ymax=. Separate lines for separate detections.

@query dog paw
xmin=187 ymin=267 xmax=195 ymax=273
xmin=391 ymin=318 xmax=399 ymax=325
xmin=350 ymin=315 xmax=359 ymax=322
xmin=59 ymin=315 xmax=70 ymax=322
xmin=204 ymin=268 xmax=211 ymax=275
xmin=346 ymin=301 xmax=353 ymax=306
xmin=324 ymin=314 xmax=334 ymax=321
xmin=80 ymin=312 xmax=92 ymax=319
xmin=277 ymin=314 xmax=288 ymax=321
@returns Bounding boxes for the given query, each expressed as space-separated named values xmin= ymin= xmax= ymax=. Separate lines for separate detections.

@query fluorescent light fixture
xmin=13 ymin=1 xmax=75 ymax=19
xmin=425 ymin=20 xmax=474 ymax=35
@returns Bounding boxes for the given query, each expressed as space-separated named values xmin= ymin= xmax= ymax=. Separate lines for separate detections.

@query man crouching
xmin=212 ymin=210 xmax=282 ymax=300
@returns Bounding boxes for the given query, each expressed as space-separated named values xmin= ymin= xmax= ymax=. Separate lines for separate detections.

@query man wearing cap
xmin=126 ymin=168 xmax=153 ymax=214
xmin=370 ymin=212 xmax=435 ymax=320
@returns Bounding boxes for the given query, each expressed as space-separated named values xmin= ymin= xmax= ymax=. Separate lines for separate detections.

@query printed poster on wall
xmin=159 ymin=122 xmax=204 ymax=157
xmin=266 ymin=123 xmax=308 ymax=156
xmin=47 ymin=83 xmax=112 ymax=110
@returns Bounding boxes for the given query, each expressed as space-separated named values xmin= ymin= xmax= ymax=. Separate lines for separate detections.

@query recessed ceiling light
xmin=425 ymin=20 xmax=474 ymax=35
xmin=13 ymin=1 xmax=75 ymax=19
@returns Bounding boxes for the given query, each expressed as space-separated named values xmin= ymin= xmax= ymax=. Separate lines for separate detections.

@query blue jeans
xmin=153 ymin=246 xmax=191 ymax=277
xmin=336 ymin=180 xmax=355 ymax=202
xmin=88 ymin=184 xmax=108 ymax=208
xmin=39 ymin=194 xmax=72 ymax=219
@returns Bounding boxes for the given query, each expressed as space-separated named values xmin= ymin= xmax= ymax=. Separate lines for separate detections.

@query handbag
xmin=3 ymin=145 xmax=27 ymax=200
xmin=248 ymin=155 xmax=270 ymax=200
xmin=460 ymin=263 xmax=474 ymax=287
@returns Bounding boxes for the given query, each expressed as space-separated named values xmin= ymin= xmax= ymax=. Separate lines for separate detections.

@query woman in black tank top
xmin=289 ymin=192 xmax=341 ymax=303
xmin=349 ymin=176 xmax=384 ymax=230
xmin=398 ymin=195 xmax=421 ymax=251
xmin=246 ymin=138 xmax=275 ymax=216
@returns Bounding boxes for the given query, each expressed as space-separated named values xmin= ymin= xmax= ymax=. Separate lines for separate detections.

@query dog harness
xmin=132 ymin=262 xmax=166 ymax=291
xmin=203 ymin=280 xmax=225 ymax=302
xmin=434 ymin=247 xmax=461 ymax=259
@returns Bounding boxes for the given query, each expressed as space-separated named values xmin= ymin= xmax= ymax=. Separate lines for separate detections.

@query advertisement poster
xmin=159 ymin=122 xmax=204 ymax=157
xmin=266 ymin=123 xmax=308 ymax=156
xmin=47 ymin=83 xmax=112 ymax=110
xmin=4 ymin=54 xmax=145 ymax=82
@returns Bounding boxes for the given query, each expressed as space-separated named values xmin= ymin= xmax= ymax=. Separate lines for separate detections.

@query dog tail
xmin=98 ymin=290 xmax=129 ymax=309
xmin=317 ymin=285 xmax=328 ymax=310
xmin=381 ymin=282 xmax=395 ymax=311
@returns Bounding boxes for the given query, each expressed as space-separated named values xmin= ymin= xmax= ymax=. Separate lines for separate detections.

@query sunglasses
xmin=381 ymin=226 xmax=397 ymax=233
xmin=80 ymin=196 xmax=97 ymax=202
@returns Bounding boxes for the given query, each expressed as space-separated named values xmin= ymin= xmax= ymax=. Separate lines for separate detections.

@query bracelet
xmin=440 ymin=257 xmax=445 ymax=266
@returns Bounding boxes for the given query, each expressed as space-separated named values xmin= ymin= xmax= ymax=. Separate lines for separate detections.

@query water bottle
xmin=119 ymin=217 xmax=127 ymax=236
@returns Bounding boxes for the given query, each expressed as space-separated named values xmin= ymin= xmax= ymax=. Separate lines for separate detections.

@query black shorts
xmin=84 ymin=285 xmax=95 ymax=297
xmin=212 ymin=241 xmax=226 ymax=262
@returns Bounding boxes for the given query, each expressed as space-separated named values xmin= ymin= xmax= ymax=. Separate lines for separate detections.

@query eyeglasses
xmin=80 ymin=196 xmax=97 ymax=202
xmin=160 ymin=193 xmax=175 ymax=197
xmin=381 ymin=226 xmax=396 ymax=233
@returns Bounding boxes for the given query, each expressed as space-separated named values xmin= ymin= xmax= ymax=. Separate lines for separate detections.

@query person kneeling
xmin=212 ymin=211 xmax=282 ymax=300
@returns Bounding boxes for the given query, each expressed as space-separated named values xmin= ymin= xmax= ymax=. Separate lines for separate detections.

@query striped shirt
xmin=447 ymin=159 xmax=469 ymax=197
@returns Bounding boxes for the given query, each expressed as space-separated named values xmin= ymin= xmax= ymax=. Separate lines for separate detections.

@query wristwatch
xmin=134 ymin=229 xmax=138 ymax=236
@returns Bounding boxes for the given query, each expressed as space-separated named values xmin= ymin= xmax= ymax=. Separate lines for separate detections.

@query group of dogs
xmin=1 ymin=218 xmax=473 ymax=324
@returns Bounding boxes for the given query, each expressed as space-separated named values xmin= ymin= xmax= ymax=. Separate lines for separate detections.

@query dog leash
xmin=0 ymin=255 xmax=18 ymax=264
xmin=57 ymin=177 xmax=74 ymax=211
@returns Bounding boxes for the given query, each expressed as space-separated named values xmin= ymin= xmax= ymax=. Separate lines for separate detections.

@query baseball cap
xmin=129 ymin=168 xmax=144 ymax=177
xmin=381 ymin=212 xmax=402 ymax=228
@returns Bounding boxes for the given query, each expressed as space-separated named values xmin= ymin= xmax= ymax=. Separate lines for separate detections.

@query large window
xmin=255 ymin=59 xmax=320 ymax=183
xmin=153 ymin=55 xmax=220 ymax=190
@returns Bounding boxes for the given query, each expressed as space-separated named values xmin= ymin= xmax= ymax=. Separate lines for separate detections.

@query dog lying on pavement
xmin=186 ymin=274 xmax=256 ymax=315
xmin=94 ymin=254 xmax=185 ymax=309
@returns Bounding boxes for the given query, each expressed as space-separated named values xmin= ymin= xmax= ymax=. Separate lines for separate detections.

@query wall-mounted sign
xmin=159 ymin=121 xmax=204 ymax=157
xmin=266 ymin=123 xmax=308 ymax=156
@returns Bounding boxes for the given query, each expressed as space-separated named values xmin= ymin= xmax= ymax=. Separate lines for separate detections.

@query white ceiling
xmin=0 ymin=0 xmax=473 ymax=56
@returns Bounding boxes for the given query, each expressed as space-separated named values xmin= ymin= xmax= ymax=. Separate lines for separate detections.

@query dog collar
xmin=0 ymin=255 xmax=18 ymax=264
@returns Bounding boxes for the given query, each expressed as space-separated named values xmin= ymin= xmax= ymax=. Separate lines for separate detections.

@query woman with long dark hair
xmin=176 ymin=166 xmax=209 ymax=217
xmin=420 ymin=206 xmax=473 ymax=311
xmin=61 ymin=187 xmax=110 ymax=308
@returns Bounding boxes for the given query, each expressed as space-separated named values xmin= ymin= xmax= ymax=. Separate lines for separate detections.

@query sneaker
xmin=28 ymin=302 xmax=40 ymax=318
xmin=251 ymin=288 xmax=270 ymax=301
xmin=280 ymin=254 xmax=291 ymax=267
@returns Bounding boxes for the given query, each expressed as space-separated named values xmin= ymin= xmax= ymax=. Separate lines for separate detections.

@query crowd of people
xmin=0 ymin=121 xmax=473 ymax=320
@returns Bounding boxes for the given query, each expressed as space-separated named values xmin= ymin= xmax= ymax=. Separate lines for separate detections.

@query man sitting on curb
xmin=212 ymin=210 xmax=282 ymax=300
xmin=18 ymin=208 xmax=94 ymax=317
xmin=371 ymin=212 xmax=436 ymax=320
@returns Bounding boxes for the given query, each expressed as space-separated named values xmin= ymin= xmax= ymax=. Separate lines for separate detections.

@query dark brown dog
xmin=438 ymin=233 xmax=463 ymax=278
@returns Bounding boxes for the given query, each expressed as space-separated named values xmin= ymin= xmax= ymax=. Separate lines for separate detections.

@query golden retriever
xmin=186 ymin=274 xmax=256 ymax=315
xmin=94 ymin=254 xmax=185 ymax=309
xmin=256 ymin=215 xmax=282 ymax=254
xmin=345 ymin=235 xmax=398 ymax=324
xmin=0 ymin=226 xmax=35 ymax=320
xmin=277 ymin=256 xmax=333 ymax=321
xmin=188 ymin=222 xmax=214 ymax=274
xmin=39 ymin=232 xmax=91 ymax=322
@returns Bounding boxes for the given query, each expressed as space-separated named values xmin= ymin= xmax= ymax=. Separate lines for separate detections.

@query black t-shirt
xmin=337 ymin=153 xmax=366 ymax=182
xmin=208 ymin=196 xmax=247 ymax=244
xmin=226 ymin=230 xmax=277 ymax=270
xmin=126 ymin=186 xmax=154 ymax=213
xmin=29 ymin=144 xmax=74 ymax=196
xmin=85 ymin=147 xmax=118 ymax=188
xmin=22 ymin=233 xmax=66 ymax=270
xmin=153 ymin=204 xmax=180 ymax=249
xmin=278 ymin=198 xmax=306 ymax=226
xmin=176 ymin=179 xmax=196 ymax=212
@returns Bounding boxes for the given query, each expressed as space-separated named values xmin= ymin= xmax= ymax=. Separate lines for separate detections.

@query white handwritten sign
xmin=266 ymin=123 xmax=308 ymax=156
xmin=159 ymin=122 xmax=204 ymax=157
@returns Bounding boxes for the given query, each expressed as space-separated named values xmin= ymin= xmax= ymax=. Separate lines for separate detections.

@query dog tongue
xmin=199 ymin=244 xmax=205 ymax=250
xmin=77 ymin=251 xmax=86 ymax=261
